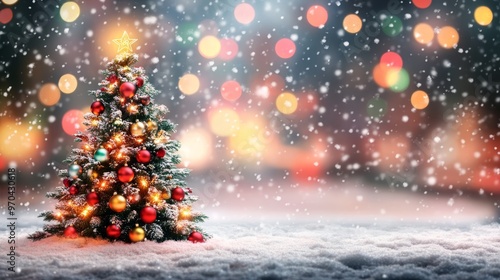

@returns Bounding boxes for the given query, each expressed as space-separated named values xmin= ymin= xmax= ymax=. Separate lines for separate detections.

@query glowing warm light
xmin=343 ymin=14 xmax=362 ymax=34
xmin=209 ymin=107 xmax=240 ymax=136
xmin=220 ymin=80 xmax=242 ymax=102
xmin=38 ymin=83 xmax=61 ymax=106
xmin=91 ymin=119 xmax=99 ymax=126
xmin=99 ymin=180 xmax=108 ymax=189
xmin=412 ymin=0 xmax=431 ymax=9
xmin=138 ymin=177 xmax=149 ymax=189
xmin=62 ymin=109 xmax=85 ymax=135
xmin=389 ymin=68 xmax=410 ymax=93
xmin=0 ymin=120 xmax=43 ymax=161
xmin=437 ymin=26 xmax=459 ymax=49
xmin=60 ymin=1 xmax=80 ymax=23
xmin=218 ymin=38 xmax=238 ymax=61
xmin=474 ymin=6 xmax=493 ymax=26
xmin=58 ymin=74 xmax=78 ymax=94
xmin=198 ymin=35 xmax=221 ymax=59
xmin=413 ymin=23 xmax=434 ymax=45
xmin=306 ymin=5 xmax=328 ymax=28
xmin=275 ymin=38 xmax=296 ymax=59
xmin=149 ymin=192 xmax=161 ymax=203
xmin=178 ymin=206 xmax=192 ymax=220
xmin=276 ymin=92 xmax=298 ymax=115
xmin=229 ymin=117 xmax=268 ymax=159
xmin=112 ymin=31 xmax=137 ymax=53
xmin=178 ymin=73 xmax=200 ymax=95
xmin=1 ymin=0 xmax=18 ymax=5
xmin=234 ymin=3 xmax=255 ymax=25
xmin=127 ymin=104 xmax=139 ymax=114
xmin=178 ymin=128 xmax=213 ymax=169
xmin=113 ymin=133 xmax=124 ymax=144
xmin=411 ymin=90 xmax=430 ymax=109
xmin=372 ymin=64 xmax=400 ymax=88
xmin=0 ymin=8 xmax=13 ymax=24
xmin=81 ymin=206 xmax=93 ymax=217
xmin=380 ymin=52 xmax=403 ymax=69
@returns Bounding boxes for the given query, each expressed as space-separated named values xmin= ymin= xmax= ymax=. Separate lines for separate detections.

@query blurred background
xmin=1 ymin=0 xmax=499 ymax=222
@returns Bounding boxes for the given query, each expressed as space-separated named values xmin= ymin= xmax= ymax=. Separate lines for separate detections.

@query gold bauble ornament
xmin=130 ymin=121 xmax=146 ymax=137
xmin=161 ymin=190 xmax=171 ymax=200
xmin=146 ymin=120 xmax=158 ymax=132
xmin=109 ymin=194 xmax=127 ymax=212
xmin=129 ymin=225 xmax=145 ymax=242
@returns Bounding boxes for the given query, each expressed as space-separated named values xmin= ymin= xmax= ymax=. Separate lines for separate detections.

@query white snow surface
xmin=2 ymin=183 xmax=500 ymax=279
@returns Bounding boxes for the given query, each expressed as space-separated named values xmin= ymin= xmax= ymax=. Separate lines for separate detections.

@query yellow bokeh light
xmin=411 ymin=90 xmax=430 ymax=109
xmin=60 ymin=1 xmax=80 ymax=23
xmin=474 ymin=6 xmax=493 ymax=26
xmin=229 ymin=118 xmax=268 ymax=159
xmin=2 ymin=0 xmax=18 ymax=5
xmin=209 ymin=107 xmax=240 ymax=136
xmin=178 ymin=128 xmax=213 ymax=169
xmin=39 ymin=83 xmax=61 ymax=106
xmin=0 ymin=120 xmax=43 ymax=161
xmin=437 ymin=26 xmax=459 ymax=49
xmin=198 ymin=35 xmax=221 ymax=59
xmin=276 ymin=92 xmax=298 ymax=114
xmin=413 ymin=23 xmax=434 ymax=45
xmin=343 ymin=14 xmax=363 ymax=34
xmin=58 ymin=74 xmax=78 ymax=94
xmin=178 ymin=74 xmax=200 ymax=95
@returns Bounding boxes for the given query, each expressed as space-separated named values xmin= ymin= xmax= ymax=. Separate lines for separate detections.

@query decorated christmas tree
xmin=29 ymin=32 xmax=208 ymax=243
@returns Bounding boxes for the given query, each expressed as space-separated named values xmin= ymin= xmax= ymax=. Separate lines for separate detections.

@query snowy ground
xmin=2 ymin=183 xmax=500 ymax=279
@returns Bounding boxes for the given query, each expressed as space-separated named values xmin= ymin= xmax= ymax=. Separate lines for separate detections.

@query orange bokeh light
xmin=343 ymin=14 xmax=362 ymax=33
xmin=306 ymin=5 xmax=328 ymax=28
xmin=62 ymin=109 xmax=86 ymax=135
xmin=437 ymin=26 xmax=459 ymax=49
xmin=413 ymin=23 xmax=434 ymax=45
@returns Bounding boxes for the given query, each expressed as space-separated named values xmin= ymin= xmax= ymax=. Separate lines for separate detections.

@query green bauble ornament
xmin=94 ymin=148 xmax=109 ymax=162
xmin=68 ymin=164 xmax=82 ymax=178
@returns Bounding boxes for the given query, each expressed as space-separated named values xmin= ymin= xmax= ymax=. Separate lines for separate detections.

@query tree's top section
xmin=113 ymin=31 xmax=137 ymax=54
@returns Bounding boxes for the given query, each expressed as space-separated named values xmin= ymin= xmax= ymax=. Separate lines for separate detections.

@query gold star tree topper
xmin=113 ymin=31 xmax=137 ymax=53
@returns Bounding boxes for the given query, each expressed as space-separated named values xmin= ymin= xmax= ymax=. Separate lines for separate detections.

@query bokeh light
xmin=198 ymin=35 xmax=221 ymax=59
xmin=38 ymin=83 xmax=61 ymax=106
xmin=209 ymin=107 xmax=240 ymax=136
xmin=367 ymin=97 xmax=388 ymax=119
xmin=62 ymin=109 xmax=85 ymax=135
xmin=382 ymin=15 xmax=403 ymax=37
xmin=474 ymin=6 xmax=493 ymax=26
xmin=413 ymin=23 xmax=434 ymax=45
xmin=411 ymin=90 xmax=429 ymax=109
xmin=178 ymin=74 xmax=200 ymax=95
xmin=437 ymin=26 xmax=459 ymax=49
xmin=229 ymin=116 xmax=268 ymax=159
xmin=60 ymin=1 xmax=80 ymax=23
xmin=276 ymin=92 xmax=298 ymax=114
xmin=412 ymin=0 xmax=432 ymax=9
xmin=0 ymin=120 xmax=43 ymax=162
xmin=58 ymin=74 xmax=78 ymax=94
xmin=389 ymin=68 xmax=410 ymax=93
xmin=306 ymin=5 xmax=328 ymax=28
xmin=178 ymin=128 xmax=213 ymax=169
xmin=1 ymin=0 xmax=18 ymax=5
xmin=234 ymin=3 xmax=255 ymax=25
xmin=380 ymin=52 xmax=403 ymax=69
xmin=343 ymin=14 xmax=362 ymax=34
xmin=275 ymin=38 xmax=296 ymax=59
xmin=220 ymin=80 xmax=242 ymax=102
xmin=218 ymin=38 xmax=239 ymax=61
xmin=0 ymin=8 xmax=13 ymax=24
xmin=373 ymin=64 xmax=400 ymax=88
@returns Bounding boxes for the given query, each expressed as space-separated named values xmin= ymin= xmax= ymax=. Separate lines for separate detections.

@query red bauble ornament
xmin=117 ymin=166 xmax=134 ymax=183
xmin=106 ymin=224 xmax=121 ymax=239
xmin=69 ymin=186 xmax=78 ymax=195
xmin=139 ymin=95 xmax=150 ymax=105
xmin=187 ymin=187 xmax=193 ymax=194
xmin=63 ymin=178 xmax=71 ymax=187
xmin=107 ymin=74 xmax=118 ymax=83
xmin=188 ymin=231 xmax=204 ymax=243
xmin=86 ymin=192 xmax=99 ymax=206
xmin=171 ymin=187 xmax=185 ymax=201
xmin=136 ymin=77 xmax=144 ymax=87
xmin=119 ymin=82 xmax=136 ymax=98
xmin=63 ymin=226 xmax=78 ymax=238
xmin=136 ymin=149 xmax=151 ymax=164
xmin=156 ymin=148 xmax=166 ymax=158
xmin=91 ymin=100 xmax=105 ymax=116
xmin=140 ymin=206 xmax=157 ymax=224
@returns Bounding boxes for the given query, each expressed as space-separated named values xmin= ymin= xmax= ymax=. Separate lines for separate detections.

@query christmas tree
xmin=29 ymin=32 xmax=208 ymax=243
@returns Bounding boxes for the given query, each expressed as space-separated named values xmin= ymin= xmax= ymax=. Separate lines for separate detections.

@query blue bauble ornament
xmin=68 ymin=164 xmax=82 ymax=178
xmin=94 ymin=148 xmax=109 ymax=162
